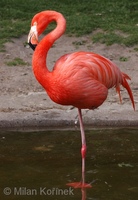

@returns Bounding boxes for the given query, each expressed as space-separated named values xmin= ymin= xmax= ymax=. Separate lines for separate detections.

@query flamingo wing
xmin=45 ymin=51 xmax=135 ymax=110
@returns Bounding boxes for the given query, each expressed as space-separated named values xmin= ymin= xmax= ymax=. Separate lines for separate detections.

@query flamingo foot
xmin=66 ymin=182 xmax=92 ymax=188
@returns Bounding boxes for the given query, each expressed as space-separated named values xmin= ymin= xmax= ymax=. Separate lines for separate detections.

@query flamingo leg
xmin=78 ymin=108 xmax=86 ymax=185
xmin=66 ymin=108 xmax=91 ymax=188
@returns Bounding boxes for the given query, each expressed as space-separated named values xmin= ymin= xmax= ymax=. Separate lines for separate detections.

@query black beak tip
xmin=28 ymin=42 xmax=37 ymax=51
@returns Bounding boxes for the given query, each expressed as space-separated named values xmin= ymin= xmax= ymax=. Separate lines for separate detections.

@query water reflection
xmin=82 ymin=189 xmax=86 ymax=200
xmin=0 ymin=128 xmax=137 ymax=199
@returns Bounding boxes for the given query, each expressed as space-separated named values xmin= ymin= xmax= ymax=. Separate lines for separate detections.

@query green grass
xmin=119 ymin=56 xmax=129 ymax=62
xmin=6 ymin=57 xmax=29 ymax=66
xmin=0 ymin=0 xmax=138 ymax=50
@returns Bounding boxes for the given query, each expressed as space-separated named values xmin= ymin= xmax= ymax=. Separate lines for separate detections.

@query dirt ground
xmin=0 ymin=34 xmax=138 ymax=129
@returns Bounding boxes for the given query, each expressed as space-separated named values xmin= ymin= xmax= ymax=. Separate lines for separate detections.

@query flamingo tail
xmin=121 ymin=73 xmax=135 ymax=110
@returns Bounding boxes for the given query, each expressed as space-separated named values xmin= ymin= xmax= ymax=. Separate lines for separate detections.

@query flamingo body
xmin=28 ymin=10 xmax=135 ymax=188
xmin=46 ymin=51 xmax=125 ymax=109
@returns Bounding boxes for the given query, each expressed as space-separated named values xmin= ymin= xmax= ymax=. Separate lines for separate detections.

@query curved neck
xmin=32 ymin=11 xmax=66 ymax=89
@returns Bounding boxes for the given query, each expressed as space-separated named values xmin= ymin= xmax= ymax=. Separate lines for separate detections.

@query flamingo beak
xmin=28 ymin=23 xmax=38 ymax=51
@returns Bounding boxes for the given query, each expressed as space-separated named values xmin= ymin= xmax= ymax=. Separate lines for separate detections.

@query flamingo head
xmin=28 ymin=11 xmax=51 ymax=51
xmin=28 ymin=21 xmax=38 ymax=51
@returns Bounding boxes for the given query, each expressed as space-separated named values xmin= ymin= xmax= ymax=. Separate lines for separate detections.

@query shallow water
xmin=0 ymin=128 xmax=138 ymax=200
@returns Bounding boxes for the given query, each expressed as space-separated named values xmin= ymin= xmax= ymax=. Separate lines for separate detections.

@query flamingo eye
xmin=31 ymin=23 xmax=37 ymax=33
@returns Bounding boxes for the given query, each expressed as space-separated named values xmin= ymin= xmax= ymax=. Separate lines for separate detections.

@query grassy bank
xmin=0 ymin=0 xmax=138 ymax=50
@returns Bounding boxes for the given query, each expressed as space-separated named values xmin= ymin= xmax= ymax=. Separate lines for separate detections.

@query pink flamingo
xmin=28 ymin=10 xmax=135 ymax=188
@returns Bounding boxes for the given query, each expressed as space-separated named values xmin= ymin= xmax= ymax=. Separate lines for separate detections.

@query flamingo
xmin=28 ymin=10 xmax=135 ymax=188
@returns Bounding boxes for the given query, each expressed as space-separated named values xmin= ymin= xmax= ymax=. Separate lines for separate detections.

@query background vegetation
xmin=0 ymin=0 xmax=138 ymax=50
